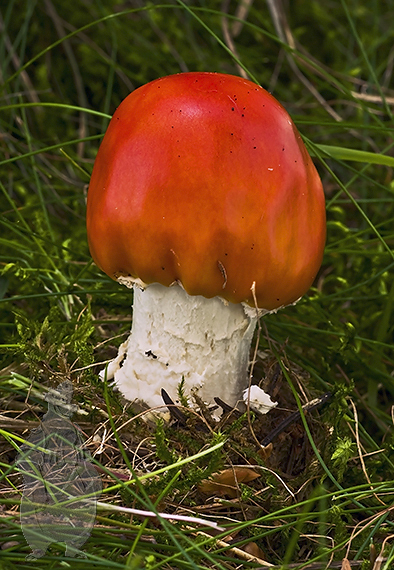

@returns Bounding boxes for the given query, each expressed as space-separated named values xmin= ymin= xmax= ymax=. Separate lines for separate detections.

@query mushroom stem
xmin=104 ymin=282 xmax=258 ymax=413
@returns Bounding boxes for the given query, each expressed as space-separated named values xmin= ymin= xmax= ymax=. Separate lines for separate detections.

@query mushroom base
xmin=103 ymin=283 xmax=258 ymax=414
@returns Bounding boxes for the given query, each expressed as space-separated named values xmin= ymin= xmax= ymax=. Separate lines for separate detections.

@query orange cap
xmin=87 ymin=72 xmax=326 ymax=310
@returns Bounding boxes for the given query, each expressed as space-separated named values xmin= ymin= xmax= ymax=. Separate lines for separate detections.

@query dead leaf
xmin=243 ymin=541 xmax=267 ymax=561
xmin=370 ymin=543 xmax=377 ymax=566
xmin=257 ymin=442 xmax=273 ymax=461
xmin=198 ymin=467 xmax=260 ymax=498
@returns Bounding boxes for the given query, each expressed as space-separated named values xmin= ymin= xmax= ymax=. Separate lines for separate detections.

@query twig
xmin=344 ymin=505 xmax=394 ymax=560
xmin=267 ymin=560 xmax=371 ymax=569
xmin=232 ymin=0 xmax=254 ymax=37
xmin=348 ymin=398 xmax=386 ymax=506
xmin=96 ymin=501 xmax=224 ymax=531
xmin=260 ymin=392 xmax=332 ymax=447
xmin=374 ymin=534 xmax=394 ymax=570
xmin=161 ymin=388 xmax=188 ymax=424
xmin=193 ymin=528 xmax=274 ymax=567
xmin=350 ymin=91 xmax=394 ymax=106
xmin=230 ymin=464 xmax=295 ymax=500
xmin=265 ymin=0 xmax=344 ymax=122
xmin=245 ymin=282 xmax=268 ymax=452
xmin=221 ymin=0 xmax=249 ymax=79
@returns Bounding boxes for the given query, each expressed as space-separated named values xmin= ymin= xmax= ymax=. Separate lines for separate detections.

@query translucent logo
xmin=17 ymin=381 xmax=101 ymax=560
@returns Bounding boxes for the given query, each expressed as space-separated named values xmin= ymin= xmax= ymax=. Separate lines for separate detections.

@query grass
xmin=1 ymin=0 xmax=394 ymax=568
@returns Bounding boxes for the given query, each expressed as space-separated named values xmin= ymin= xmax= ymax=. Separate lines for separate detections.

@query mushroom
xmin=86 ymin=72 xmax=326 ymax=414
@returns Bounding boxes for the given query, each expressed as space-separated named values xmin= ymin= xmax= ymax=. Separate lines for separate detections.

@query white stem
xmin=104 ymin=283 xmax=257 ymax=414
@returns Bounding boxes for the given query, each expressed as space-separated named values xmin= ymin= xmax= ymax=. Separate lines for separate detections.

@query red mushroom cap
xmin=87 ymin=72 xmax=326 ymax=309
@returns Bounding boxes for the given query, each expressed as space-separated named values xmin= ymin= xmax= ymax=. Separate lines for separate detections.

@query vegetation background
xmin=0 ymin=0 xmax=394 ymax=568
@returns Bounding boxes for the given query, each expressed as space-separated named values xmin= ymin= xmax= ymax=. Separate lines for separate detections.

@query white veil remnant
xmin=17 ymin=380 xmax=101 ymax=560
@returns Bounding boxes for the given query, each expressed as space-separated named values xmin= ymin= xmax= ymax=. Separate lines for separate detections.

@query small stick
xmin=260 ymin=392 xmax=332 ymax=448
